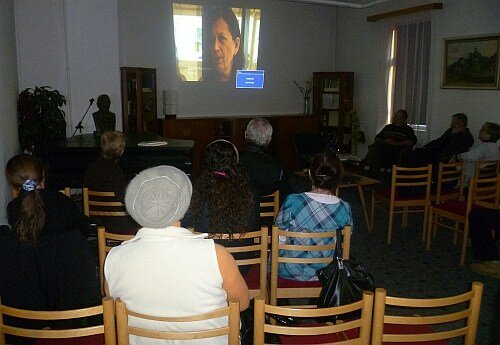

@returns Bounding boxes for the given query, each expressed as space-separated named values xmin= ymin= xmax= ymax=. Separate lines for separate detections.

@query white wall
xmin=336 ymin=0 xmax=500 ymax=156
xmin=15 ymin=0 xmax=120 ymax=135
xmin=0 ymin=0 xmax=20 ymax=223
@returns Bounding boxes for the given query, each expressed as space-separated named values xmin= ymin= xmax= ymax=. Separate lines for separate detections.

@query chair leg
xmin=460 ymin=221 xmax=470 ymax=266
xmin=387 ymin=204 xmax=394 ymax=245
xmin=402 ymin=206 xmax=408 ymax=229
xmin=422 ymin=204 xmax=429 ymax=242
xmin=426 ymin=209 xmax=433 ymax=251
xmin=370 ymin=192 xmax=375 ymax=233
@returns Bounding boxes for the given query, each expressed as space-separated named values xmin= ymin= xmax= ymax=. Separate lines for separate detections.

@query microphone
xmin=90 ymin=98 xmax=95 ymax=104
xmin=72 ymin=98 xmax=96 ymax=136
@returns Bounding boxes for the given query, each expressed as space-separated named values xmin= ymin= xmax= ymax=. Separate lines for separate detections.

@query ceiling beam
xmin=367 ymin=3 xmax=443 ymax=22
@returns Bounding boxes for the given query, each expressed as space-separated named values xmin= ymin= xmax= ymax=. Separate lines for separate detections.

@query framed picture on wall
xmin=442 ymin=34 xmax=500 ymax=89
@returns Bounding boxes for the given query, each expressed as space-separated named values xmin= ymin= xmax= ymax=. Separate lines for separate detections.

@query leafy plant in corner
xmin=18 ymin=86 xmax=67 ymax=157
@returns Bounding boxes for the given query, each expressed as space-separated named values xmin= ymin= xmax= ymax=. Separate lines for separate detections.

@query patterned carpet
xmin=340 ymin=187 xmax=499 ymax=345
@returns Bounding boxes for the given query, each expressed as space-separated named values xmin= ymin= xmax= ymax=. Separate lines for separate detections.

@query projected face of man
xmin=211 ymin=18 xmax=240 ymax=82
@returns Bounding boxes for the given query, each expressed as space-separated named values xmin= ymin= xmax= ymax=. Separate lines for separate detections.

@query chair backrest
xmin=474 ymin=159 xmax=500 ymax=180
xmin=467 ymin=174 xmax=500 ymax=211
xmin=371 ymin=281 xmax=483 ymax=345
xmin=433 ymin=161 xmax=464 ymax=204
xmin=0 ymin=297 xmax=116 ymax=345
xmin=10 ymin=187 xmax=71 ymax=199
xmin=208 ymin=227 xmax=269 ymax=299
xmin=83 ymin=188 xmax=128 ymax=218
xmin=253 ymin=291 xmax=374 ymax=345
xmin=115 ymin=298 xmax=240 ymax=345
xmin=270 ymin=225 xmax=351 ymax=306
xmin=391 ymin=164 xmax=432 ymax=201
xmin=259 ymin=190 xmax=280 ymax=222
xmin=97 ymin=227 xmax=134 ymax=296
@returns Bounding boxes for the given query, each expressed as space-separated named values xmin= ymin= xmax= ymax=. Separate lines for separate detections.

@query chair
xmin=474 ymin=159 xmax=500 ymax=179
xmin=208 ymin=227 xmax=269 ymax=300
xmin=426 ymin=174 xmax=500 ymax=265
xmin=371 ymin=281 xmax=483 ymax=345
xmin=429 ymin=161 xmax=464 ymax=204
xmin=253 ymin=291 xmax=373 ymax=345
xmin=291 ymin=132 xmax=327 ymax=170
xmin=115 ymin=298 xmax=240 ymax=345
xmin=97 ymin=227 xmax=134 ymax=295
xmin=0 ymin=297 xmax=116 ymax=345
xmin=270 ymin=225 xmax=351 ymax=307
xmin=370 ymin=165 xmax=432 ymax=244
xmin=83 ymin=188 xmax=129 ymax=219
xmin=260 ymin=190 xmax=280 ymax=228
xmin=10 ymin=187 xmax=71 ymax=199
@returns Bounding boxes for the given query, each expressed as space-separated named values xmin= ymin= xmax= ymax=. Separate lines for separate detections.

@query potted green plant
xmin=348 ymin=108 xmax=365 ymax=156
xmin=18 ymin=86 xmax=67 ymax=156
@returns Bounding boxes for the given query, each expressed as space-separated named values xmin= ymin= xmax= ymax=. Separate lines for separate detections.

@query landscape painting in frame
xmin=442 ymin=34 xmax=499 ymax=89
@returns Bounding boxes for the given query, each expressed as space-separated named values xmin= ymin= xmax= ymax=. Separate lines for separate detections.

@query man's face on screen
xmin=211 ymin=18 xmax=240 ymax=81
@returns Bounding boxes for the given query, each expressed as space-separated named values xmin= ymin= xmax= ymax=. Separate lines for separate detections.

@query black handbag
xmin=316 ymin=230 xmax=374 ymax=320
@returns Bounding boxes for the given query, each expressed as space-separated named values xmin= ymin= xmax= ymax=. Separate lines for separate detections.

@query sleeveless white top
xmin=105 ymin=226 xmax=228 ymax=345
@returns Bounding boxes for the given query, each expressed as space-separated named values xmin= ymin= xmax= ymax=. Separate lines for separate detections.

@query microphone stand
xmin=72 ymin=98 xmax=94 ymax=136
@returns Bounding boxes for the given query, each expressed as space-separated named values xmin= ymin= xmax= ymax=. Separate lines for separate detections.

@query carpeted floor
xmin=339 ymin=187 xmax=499 ymax=345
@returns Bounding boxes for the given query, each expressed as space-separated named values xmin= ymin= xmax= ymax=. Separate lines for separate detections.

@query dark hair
xmin=188 ymin=140 xmax=253 ymax=236
xmin=394 ymin=109 xmax=408 ymax=120
xmin=453 ymin=113 xmax=468 ymax=127
xmin=207 ymin=6 xmax=245 ymax=80
xmin=96 ymin=94 xmax=111 ymax=109
xmin=310 ymin=152 xmax=344 ymax=193
xmin=5 ymin=154 xmax=46 ymax=243
xmin=482 ymin=122 xmax=500 ymax=142
xmin=101 ymin=131 xmax=125 ymax=161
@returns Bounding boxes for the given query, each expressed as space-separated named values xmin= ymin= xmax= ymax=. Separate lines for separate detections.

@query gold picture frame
xmin=442 ymin=34 xmax=500 ymax=89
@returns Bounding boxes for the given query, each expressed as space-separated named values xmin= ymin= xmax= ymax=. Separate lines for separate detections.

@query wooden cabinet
xmin=313 ymin=72 xmax=354 ymax=153
xmin=159 ymin=115 xmax=320 ymax=176
xmin=120 ymin=67 xmax=157 ymax=135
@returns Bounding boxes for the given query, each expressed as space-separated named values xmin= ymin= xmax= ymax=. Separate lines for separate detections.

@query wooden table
xmin=339 ymin=173 xmax=379 ymax=231
xmin=295 ymin=171 xmax=379 ymax=231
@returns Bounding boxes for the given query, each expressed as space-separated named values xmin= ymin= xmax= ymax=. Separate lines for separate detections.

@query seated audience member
xmin=469 ymin=208 xmax=500 ymax=279
xmin=83 ymin=131 xmax=138 ymax=234
xmin=105 ymin=166 xmax=249 ymax=345
xmin=360 ymin=109 xmax=417 ymax=178
xmin=0 ymin=154 xmax=100 ymax=343
xmin=275 ymin=152 xmax=353 ymax=281
xmin=404 ymin=113 xmax=474 ymax=168
xmin=454 ymin=122 xmax=500 ymax=185
xmin=240 ymin=118 xmax=294 ymax=198
xmin=182 ymin=139 xmax=258 ymax=274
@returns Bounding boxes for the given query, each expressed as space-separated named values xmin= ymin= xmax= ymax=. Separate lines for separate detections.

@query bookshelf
xmin=120 ymin=67 xmax=157 ymax=135
xmin=313 ymin=72 xmax=354 ymax=153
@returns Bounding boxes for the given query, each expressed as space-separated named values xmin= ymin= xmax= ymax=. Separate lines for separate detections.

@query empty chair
xmin=270 ymin=225 xmax=351 ymax=307
xmin=115 ymin=298 xmax=240 ymax=345
xmin=474 ymin=159 xmax=500 ymax=180
xmin=0 ymin=297 xmax=116 ymax=345
xmin=253 ymin=291 xmax=373 ymax=345
xmin=97 ymin=227 xmax=134 ymax=295
xmin=259 ymin=190 xmax=280 ymax=228
xmin=370 ymin=164 xmax=432 ymax=244
xmin=427 ymin=174 xmax=500 ymax=265
xmin=429 ymin=161 xmax=464 ymax=204
xmin=371 ymin=282 xmax=483 ymax=345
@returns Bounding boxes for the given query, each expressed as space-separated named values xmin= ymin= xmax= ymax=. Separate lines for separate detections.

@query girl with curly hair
xmin=183 ymin=139 xmax=258 ymax=236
